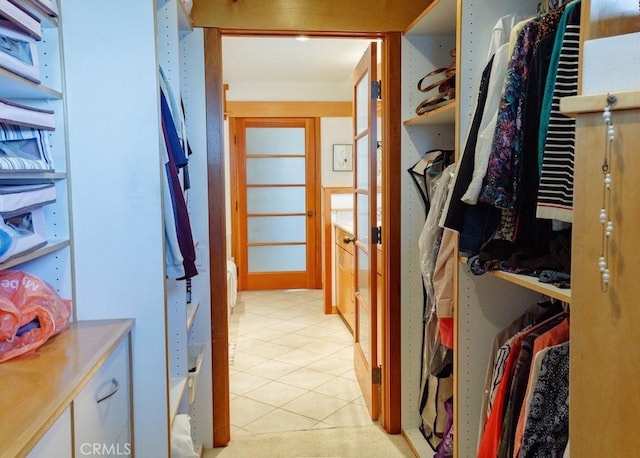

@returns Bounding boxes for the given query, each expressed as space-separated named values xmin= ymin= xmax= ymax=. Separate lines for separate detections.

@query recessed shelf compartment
xmin=404 ymin=0 xmax=456 ymax=36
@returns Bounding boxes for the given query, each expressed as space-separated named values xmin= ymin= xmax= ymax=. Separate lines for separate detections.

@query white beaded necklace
xmin=598 ymin=94 xmax=617 ymax=291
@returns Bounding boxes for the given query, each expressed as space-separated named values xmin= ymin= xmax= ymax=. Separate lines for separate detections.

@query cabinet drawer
xmin=336 ymin=244 xmax=355 ymax=332
xmin=73 ymin=336 xmax=131 ymax=456
xmin=335 ymin=226 xmax=355 ymax=255
xmin=27 ymin=406 xmax=72 ymax=458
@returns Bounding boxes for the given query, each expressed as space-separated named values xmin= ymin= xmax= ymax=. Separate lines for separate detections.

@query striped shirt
xmin=536 ymin=1 xmax=581 ymax=223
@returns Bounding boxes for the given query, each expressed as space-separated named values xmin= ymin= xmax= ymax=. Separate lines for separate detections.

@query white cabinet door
xmin=27 ymin=406 xmax=72 ymax=458
xmin=73 ymin=336 xmax=131 ymax=457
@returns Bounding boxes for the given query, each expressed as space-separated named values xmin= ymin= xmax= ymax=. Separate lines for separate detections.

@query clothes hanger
xmin=537 ymin=0 xmax=551 ymax=15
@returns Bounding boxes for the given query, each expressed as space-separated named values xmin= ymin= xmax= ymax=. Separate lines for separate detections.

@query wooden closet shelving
xmin=400 ymin=0 xmax=457 ymax=456
xmin=459 ymin=258 xmax=571 ymax=304
xmin=401 ymin=0 xmax=576 ymax=456
xmin=403 ymin=101 xmax=457 ymax=126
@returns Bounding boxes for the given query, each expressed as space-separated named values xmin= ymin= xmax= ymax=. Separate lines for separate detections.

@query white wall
xmin=62 ymin=0 xmax=168 ymax=455
xmin=227 ymin=81 xmax=352 ymax=102
xmin=321 ymin=117 xmax=354 ymax=187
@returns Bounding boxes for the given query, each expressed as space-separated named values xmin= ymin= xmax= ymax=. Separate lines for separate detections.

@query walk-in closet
xmin=1 ymin=0 xmax=639 ymax=456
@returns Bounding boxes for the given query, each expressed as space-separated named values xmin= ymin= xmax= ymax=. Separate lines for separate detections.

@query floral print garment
xmin=480 ymin=19 xmax=541 ymax=210
xmin=518 ymin=342 xmax=569 ymax=458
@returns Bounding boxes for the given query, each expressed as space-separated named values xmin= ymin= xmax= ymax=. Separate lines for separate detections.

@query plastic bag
xmin=0 ymin=270 xmax=71 ymax=362
xmin=171 ymin=414 xmax=198 ymax=458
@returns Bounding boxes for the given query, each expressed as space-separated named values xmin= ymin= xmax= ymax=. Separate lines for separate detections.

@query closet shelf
xmin=459 ymin=257 xmax=571 ymax=303
xmin=489 ymin=269 xmax=571 ymax=303
xmin=186 ymin=301 xmax=200 ymax=332
xmin=403 ymin=428 xmax=435 ymax=457
xmin=0 ymin=172 xmax=65 ymax=184
xmin=0 ymin=239 xmax=70 ymax=272
xmin=0 ymin=69 xmax=62 ymax=100
xmin=18 ymin=0 xmax=59 ymax=27
xmin=404 ymin=100 xmax=456 ymax=126
xmin=169 ymin=376 xmax=188 ymax=425
xmin=187 ymin=343 xmax=205 ymax=404
xmin=404 ymin=0 xmax=456 ymax=36
xmin=177 ymin=0 xmax=192 ymax=32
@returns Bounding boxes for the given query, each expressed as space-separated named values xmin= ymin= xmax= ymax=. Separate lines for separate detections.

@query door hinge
xmin=373 ymin=80 xmax=381 ymax=100
xmin=372 ymin=365 xmax=382 ymax=385
xmin=372 ymin=226 xmax=382 ymax=244
xmin=234 ymin=134 xmax=237 ymax=145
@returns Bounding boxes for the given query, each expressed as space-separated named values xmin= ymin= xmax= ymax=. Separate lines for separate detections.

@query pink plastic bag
xmin=0 ymin=271 xmax=71 ymax=362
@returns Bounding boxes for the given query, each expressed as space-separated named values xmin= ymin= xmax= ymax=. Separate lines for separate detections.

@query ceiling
xmin=221 ymin=36 xmax=375 ymax=84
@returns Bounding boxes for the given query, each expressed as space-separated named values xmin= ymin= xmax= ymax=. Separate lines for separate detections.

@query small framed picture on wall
xmin=332 ymin=144 xmax=353 ymax=171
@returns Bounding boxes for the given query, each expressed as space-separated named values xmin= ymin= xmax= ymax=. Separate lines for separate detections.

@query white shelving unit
xmin=61 ymin=0 xmax=176 ymax=455
xmin=64 ymin=0 xmax=212 ymax=453
xmin=400 ymin=1 xmax=457 ymax=451
xmin=181 ymin=23 xmax=213 ymax=451
xmin=157 ymin=0 xmax=212 ymax=451
xmin=1 ymin=0 xmax=211 ymax=455
xmin=0 ymin=1 xmax=72 ymax=312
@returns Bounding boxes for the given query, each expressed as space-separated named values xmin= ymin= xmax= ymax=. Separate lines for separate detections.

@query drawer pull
xmin=96 ymin=378 xmax=120 ymax=404
xmin=343 ymin=237 xmax=354 ymax=244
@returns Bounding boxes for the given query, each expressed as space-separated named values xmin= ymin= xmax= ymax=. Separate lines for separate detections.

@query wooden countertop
xmin=334 ymin=221 xmax=354 ymax=235
xmin=0 ymin=319 xmax=134 ymax=457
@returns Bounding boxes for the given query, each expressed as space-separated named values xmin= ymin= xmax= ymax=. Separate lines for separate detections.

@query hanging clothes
xmin=441 ymin=13 xmax=526 ymax=258
xmin=479 ymin=17 xmax=541 ymax=211
xmin=536 ymin=0 xmax=581 ymax=223
xmin=497 ymin=314 xmax=566 ymax=458
xmin=517 ymin=342 xmax=570 ymax=458
xmin=508 ymin=4 xmax=567 ymax=253
xmin=477 ymin=301 xmax=564 ymax=441
xmin=513 ymin=317 xmax=570 ymax=457
xmin=478 ymin=313 xmax=565 ymax=458
xmin=462 ymin=14 xmax=532 ymax=206
xmin=159 ymin=78 xmax=198 ymax=280
xmin=412 ymin=155 xmax=456 ymax=451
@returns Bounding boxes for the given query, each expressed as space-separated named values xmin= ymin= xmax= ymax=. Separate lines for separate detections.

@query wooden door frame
xmin=204 ymin=29 xmax=402 ymax=447
xmin=229 ymin=116 xmax=322 ymax=291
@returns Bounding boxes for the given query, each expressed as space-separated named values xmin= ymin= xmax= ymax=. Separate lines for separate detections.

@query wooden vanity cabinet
xmin=335 ymin=225 xmax=355 ymax=332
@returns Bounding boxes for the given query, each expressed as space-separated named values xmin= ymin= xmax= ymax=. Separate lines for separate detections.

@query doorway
xmin=230 ymin=117 xmax=321 ymax=291
xmin=205 ymin=30 xmax=403 ymax=446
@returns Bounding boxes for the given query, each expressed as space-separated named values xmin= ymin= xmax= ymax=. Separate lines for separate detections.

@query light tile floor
xmin=204 ymin=424 xmax=415 ymax=457
xmin=229 ymin=289 xmax=375 ymax=436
